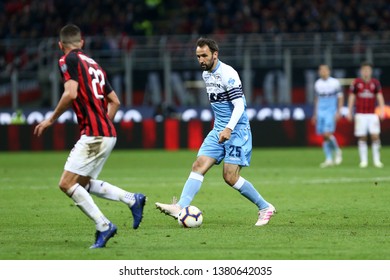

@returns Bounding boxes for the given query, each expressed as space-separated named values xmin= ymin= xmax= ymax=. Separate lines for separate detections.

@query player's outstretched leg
xmin=87 ymin=180 xmax=146 ymax=229
xmin=155 ymin=197 xmax=182 ymax=219
xmin=156 ymin=172 xmax=203 ymax=219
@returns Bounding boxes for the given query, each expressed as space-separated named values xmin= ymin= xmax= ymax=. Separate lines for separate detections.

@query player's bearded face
xmin=200 ymin=54 xmax=215 ymax=71
xmin=196 ymin=46 xmax=216 ymax=71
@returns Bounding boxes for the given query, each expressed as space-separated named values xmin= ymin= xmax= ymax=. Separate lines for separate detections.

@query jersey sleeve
xmin=59 ymin=52 xmax=79 ymax=83
xmin=349 ymin=79 xmax=358 ymax=95
xmin=335 ymin=79 xmax=343 ymax=97
xmin=224 ymin=67 xmax=243 ymax=101
xmin=375 ymin=79 xmax=383 ymax=94
xmin=104 ymin=73 xmax=114 ymax=95
xmin=314 ymin=80 xmax=319 ymax=96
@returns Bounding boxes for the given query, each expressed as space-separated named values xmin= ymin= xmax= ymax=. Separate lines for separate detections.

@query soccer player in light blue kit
xmin=156 ymin=38 xmax=275 ymax=226
xmin=312 ymin=64 xmax=343 ymax=167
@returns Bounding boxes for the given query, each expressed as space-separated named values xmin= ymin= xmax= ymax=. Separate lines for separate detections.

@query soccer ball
xmin=178 ymin=206 xmax=203 ymax=228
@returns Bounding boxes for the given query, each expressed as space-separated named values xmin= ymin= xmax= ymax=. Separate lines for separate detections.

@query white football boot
xmin=155 ymin=196 xmax=182 ymax=219
xmin=255 ymin=203 xmax=276 ymax=226
xmin=320 ymin=159 xmax=333 ymax=168
xmin=359 ymin=161 xmax=368 ymax=168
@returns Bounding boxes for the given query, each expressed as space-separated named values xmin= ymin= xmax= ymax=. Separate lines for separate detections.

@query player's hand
xmin=311 ymin=115 xmax=316 ymax=125
xmin=34 ymin=119 xmax=53 ymax=137
xmin=346 ymin=113 xmax=353 ymax=122
xmin=218 ymin=128 xmax=232 ymax=143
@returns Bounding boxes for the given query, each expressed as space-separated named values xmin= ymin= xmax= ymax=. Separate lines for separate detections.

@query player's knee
xmin=58 ymin=183 xmax=69 ymax=193
xmin=191 ymin=160 xmax=202 ymax=172
xmin=58 ymin=178 xmax=73 ymax=193
xmin=223 ymin=172 xmax=238 ymax=186
xmin=371 ymin=134 xmax=380 ymax=141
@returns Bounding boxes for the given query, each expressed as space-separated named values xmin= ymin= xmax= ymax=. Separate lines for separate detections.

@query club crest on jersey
xmin=209 ymin=92 xmax=219 ymax=101
xmin=60 ymin=64 xmax=67 ymax=73
xmin=214 ymin=74 xmax=222 ymax=81
xmin=228 ymin=78 xmax=235 ymax=85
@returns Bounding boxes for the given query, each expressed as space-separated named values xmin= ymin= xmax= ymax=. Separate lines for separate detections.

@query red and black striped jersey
xmin=58 ymin=49 xmax=116 ymax=137
xmin=349 ymin=77 xmax=382 ymax=114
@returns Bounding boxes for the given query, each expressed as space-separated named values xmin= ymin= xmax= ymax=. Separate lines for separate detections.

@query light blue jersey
xmin=198 ymin=60 xmax=252 ymax=166
xmin=203 ymin=60 xmax=249 ymax=131
xmin=314 ymin=76 xmax=342 ymax=134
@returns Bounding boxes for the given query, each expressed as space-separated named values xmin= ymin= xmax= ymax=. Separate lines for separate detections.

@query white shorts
xmin=354 ymin=113 xmax=381 ymax=137
xmin=64 ymin=135 xmax=116 ymax=179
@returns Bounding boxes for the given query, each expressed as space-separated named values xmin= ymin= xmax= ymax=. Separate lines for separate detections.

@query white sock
xmin=87 ymin=179 xmax=136 ymax=207
xmin=372 ymin=140 xmax=381 ymax=163
xmin=358 ymin=140 xmax=368 ymax=163
xmin=67 ymin=184 xmax=110 ymax=231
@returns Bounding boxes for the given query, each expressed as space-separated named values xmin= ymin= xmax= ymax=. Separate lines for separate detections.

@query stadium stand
xmin=1 ymin=0 xmax=390 ymax=108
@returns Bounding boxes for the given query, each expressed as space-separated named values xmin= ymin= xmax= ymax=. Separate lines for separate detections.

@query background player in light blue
xmin=312 ymin=64 xmax=343 ymax=167
xmin=156 ymin=38 xmax=275 ymax=226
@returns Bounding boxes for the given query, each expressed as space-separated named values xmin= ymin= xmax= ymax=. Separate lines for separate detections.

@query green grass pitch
xmin=0 ymin=147 xmax=389 ymax=260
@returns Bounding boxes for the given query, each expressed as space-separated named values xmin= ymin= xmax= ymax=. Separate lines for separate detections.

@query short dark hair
xmin=361 ymin=61 xmax=373 ymax=68
xmin=60 ymin=24 xmax=82 ymax=45
xmin=318 ymin=64 xmax=330 ymax=69
xmin=196 ymin=37 xmax=219 ymax=53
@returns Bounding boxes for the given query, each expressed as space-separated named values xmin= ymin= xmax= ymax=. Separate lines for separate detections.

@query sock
xmin=372 ymin=139 xmax=381 ymax=163
xmin=232 ymin=177 xmax=269 ymax=210
xmin=323 ymin=140 xmax=333 ymax=161
xmin=358 ymin=140 xmax=368 ymax=163
xmin=328 ymin=135 xmax=340 ymax=151
xmin=67 ymin=184 xmax=110 ymax=231
xmin=86 ymin=179 xmax=136 ymax=207
xmin=177 ymin=172 xmax=203 ymax=208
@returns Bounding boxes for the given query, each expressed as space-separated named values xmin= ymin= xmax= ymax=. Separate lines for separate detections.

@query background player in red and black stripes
xmin=34 ymin=24 xmax=146 ymax=248
xmin=347 ymin=62 xmax=385 ymax=168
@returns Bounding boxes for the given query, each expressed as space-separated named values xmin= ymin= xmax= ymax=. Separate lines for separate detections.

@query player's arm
xmin=219 ymin=97 xmax=245 ymax=143
xmin=376 ymin=92 xmax=385 ymax=120
xmin=336 ymin=90 xmax=344 ymax=121
xmin=312 ymin=96 xmax=318 ymax=124
xmin=106 ymin=90 xmax=120 ymax=121
xmin=34 ymin=80 xmax=78 ymax=137
xmin=347 ymin=93 xmax=355 ymax=122
xmin=347 ymin=80 xmax=356 ymax=122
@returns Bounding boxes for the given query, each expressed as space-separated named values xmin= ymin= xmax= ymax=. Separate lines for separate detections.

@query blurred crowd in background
xmin=1 ymin=0 xmax=390 ymax=39
xmin=1 ymin=0 xmax=390 ymax=110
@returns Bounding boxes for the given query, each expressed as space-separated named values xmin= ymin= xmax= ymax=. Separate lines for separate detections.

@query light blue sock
xmin=323 ymin=140 xmax=332 ymax=161
xmin=328 ymin=135 xmax=340 ymax=151
xmin=177 ymin=172 xmax=204 ymax=208
xmin=233 ymin=177 xmax=269 ymax=210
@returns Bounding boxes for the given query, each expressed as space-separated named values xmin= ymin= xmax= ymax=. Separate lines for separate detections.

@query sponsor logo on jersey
xmin=358 ymin=89 xmax=375 ymax=98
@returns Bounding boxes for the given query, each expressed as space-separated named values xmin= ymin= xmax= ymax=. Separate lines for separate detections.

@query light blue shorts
xmin=197 ymin=127 xmax=252 ymax=167
xmin=316 ymin=111 xmax=336 ymax=135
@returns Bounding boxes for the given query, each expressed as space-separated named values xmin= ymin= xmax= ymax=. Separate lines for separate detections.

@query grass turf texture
xmin=0 ymin=147 xmax=389 ymax=260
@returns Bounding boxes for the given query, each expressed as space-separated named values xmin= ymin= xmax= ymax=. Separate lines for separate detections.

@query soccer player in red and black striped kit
xmin=347 ymin=62 xmax=385 ymax=168
xmin=34 ymin=24 xmax=146 ymax=248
